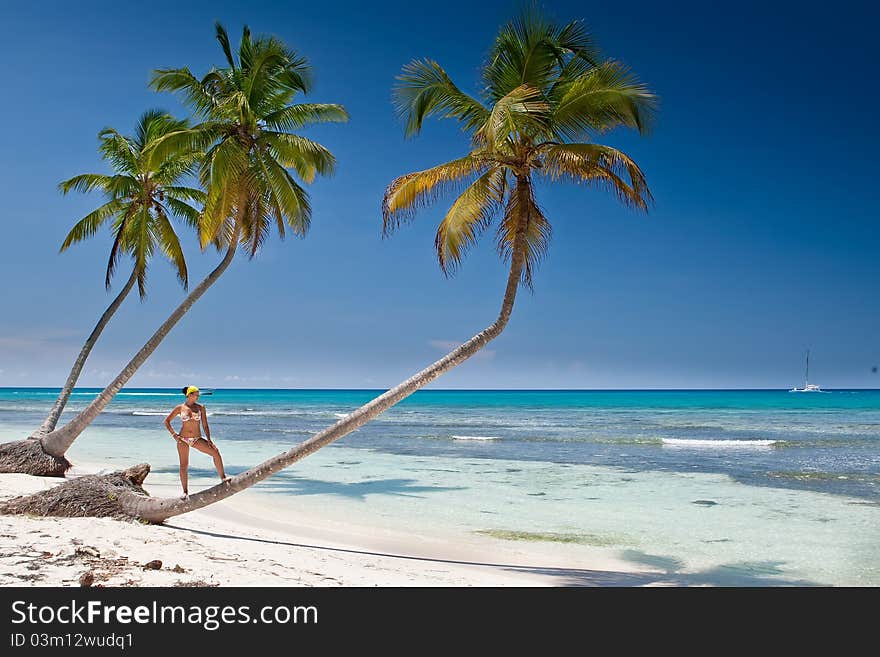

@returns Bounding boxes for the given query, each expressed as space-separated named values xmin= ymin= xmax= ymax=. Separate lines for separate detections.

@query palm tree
xmin=81 ymin=9 xmax=656 ymax=522
xmin=29 ymin=111 xmax=203 ymax=440
xmin=3 ymin=23 xmax=347 ymax=474
xmin=151 ymin=22 xmax=349 ymax=255
xmin=0 ymin=112 xmax=203 ymax=476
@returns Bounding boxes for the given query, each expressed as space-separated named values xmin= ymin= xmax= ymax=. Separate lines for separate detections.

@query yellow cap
xmin=185 ymin=386 xmax=200 ymax=396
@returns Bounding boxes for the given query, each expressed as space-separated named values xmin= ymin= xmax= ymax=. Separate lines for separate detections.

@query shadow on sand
xmin=159 ymin=521 xmax=820 ymax=587
xmin=153 ymin=466 xmax=466 ymax=501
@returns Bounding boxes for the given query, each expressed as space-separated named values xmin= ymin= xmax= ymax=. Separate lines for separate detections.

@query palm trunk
xmin=121 ymin=180 xmax=532 ymax=523
xmin=28 ymin=268 xmax=138 ymax=440
xmin=38 ymin=228 xmax=241 ymax=460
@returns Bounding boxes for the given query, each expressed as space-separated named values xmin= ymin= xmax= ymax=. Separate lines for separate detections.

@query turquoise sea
xmin=1 ymin=387 xmax=878 ymax=585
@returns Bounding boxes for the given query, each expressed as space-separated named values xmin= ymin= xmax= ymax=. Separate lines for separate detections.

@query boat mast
xmin=805 ymin=349 xmax=810 ymax=388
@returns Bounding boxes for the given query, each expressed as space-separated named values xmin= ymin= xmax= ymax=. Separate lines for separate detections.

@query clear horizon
xmin=1 ymin=0 xmax=878 ymax=390
xmin=3 ymin=386 xmax=879 ymax=392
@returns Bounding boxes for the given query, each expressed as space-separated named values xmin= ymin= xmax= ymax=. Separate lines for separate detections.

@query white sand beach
xmin=0 ymin=464 xmax=659 ymax=587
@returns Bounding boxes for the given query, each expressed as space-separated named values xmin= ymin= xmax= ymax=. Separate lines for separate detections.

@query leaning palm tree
xmin=0 ymin=9 xmax=656 ymax=521
xmin=30 ymin=111 xmax=202 ymax=439
xmin=1 ymin=23 xmax=346 ymax=476
xmin=0 ymin=111 xmax=203 ymax=475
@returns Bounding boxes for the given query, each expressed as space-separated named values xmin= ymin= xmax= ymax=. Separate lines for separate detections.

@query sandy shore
xmin=0 ymin=463 xmax=664 ymax=587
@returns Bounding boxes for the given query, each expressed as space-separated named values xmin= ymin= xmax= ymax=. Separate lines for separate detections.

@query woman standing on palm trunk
xmin=163 ymin=386 xmax=230 ymax=499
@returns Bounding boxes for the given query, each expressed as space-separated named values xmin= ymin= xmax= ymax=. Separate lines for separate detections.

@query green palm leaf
xmin=155 ymin=206 xmax=189 ymax=290
xmin=435 ymin=167 xmax=506 ymax=274
xmin=475 ymin=84 xmax=550 ymax=150
xmin=263 ymin=103 xmax=349 ymax=131
xmin=551 ymin=61 xmax=657 ymax=139
xmin=394 ymin=59 xmax=490 ymax=138
xmin=262 ymin=131 xmax=336 ymax=183
xmin=59 ymin=199 xmax=125 ymax=251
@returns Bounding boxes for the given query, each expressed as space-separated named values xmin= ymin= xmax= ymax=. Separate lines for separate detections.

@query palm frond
xmin=164 ymin=185 xmax=207 ymax=205
xmin=539 ymin=142 xmax=652 ymax=210
xmin=150 ymin=68 xmax=219 ymax=117
xmin=262 ymin=103 xmax=349 ymax=131
xmin=144 ymin=122 xmax=221 ymax=165
xmin=261 ymin=131 xmax=336 ymax=183
xmin=474 ymin=84 xmax=550 ymax=149
xmin=483 ymin=4 xmax=563 ymax=99
xmin=551 ymin=61 xmax=657 ymax=139
xmin=547 ymin=19 xmax=603 ymax=89
xmin=134 ymin=109 xmax=175 ymax=151
xmin=104 ymin=207 xmax=136 ymax=290
xmin=96 ymin=129 xmax=139 ymax=174
xmin=394 ymin=59 xmax=490 ymax=138
xmin=215 ymin=22 xmax=237 ymax=70
xmin=58 ymin=173 xmax=114 ymax=195
xmin=153 ymin=150 xmax=202 ymax=184
xmin=261 ymin=154 xmax=311 ymax=236
xmin=59 ymin=199 xmax=125 ymax=252
xmin=199 ymin=138 xmax=249 ymax=245
xmin=127 ymin=205 xmax=156 ymax=298
xmin=382 ymin=156 xmax=487 ymax=235
xmin=155 ymin=206 xmax=189 ymax=290
xmin=435 ymin=167 xmax=506 ymax=275
xmin=164 ymin=197 xmax=203 ymax=231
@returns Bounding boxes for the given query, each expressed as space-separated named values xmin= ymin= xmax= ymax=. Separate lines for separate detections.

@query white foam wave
xmin=131 ymin=411 xmax=213 ymax=417
xmin=71 ymin=392 xmax=180 ymax=396
xmin=452 ymin=435 xmax=500 ymax=441
xmin=334 ymin=413 xmax=350 ymax=419
xmin=209 ymin=410 xmax=308 ymax=416
xmin=117 ymin=392 xmax=180 ymax=396
xmin=662 ymin=438 xmax=779 ymax=448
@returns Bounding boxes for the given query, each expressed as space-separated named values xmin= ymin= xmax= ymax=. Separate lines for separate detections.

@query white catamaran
xmin=790 ymin=349 xmax=823 ymax=392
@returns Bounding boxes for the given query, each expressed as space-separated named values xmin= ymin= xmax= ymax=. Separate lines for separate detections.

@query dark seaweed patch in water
xmin=474 ymin=529 xmax=632 ymax=547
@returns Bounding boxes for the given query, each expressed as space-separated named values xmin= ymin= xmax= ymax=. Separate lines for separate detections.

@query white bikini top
xmin=180 ymin=405 xmax=202 ymax=422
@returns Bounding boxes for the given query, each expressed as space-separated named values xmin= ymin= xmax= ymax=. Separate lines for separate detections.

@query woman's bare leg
xmin=192 ymin=439 xmax=229 ymax=481
xmin=176 ymin=440 xmax=189 ymax=495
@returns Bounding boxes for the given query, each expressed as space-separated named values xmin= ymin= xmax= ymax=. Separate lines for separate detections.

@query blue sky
xmin=0 ymin=0 xmax=877 ymax=389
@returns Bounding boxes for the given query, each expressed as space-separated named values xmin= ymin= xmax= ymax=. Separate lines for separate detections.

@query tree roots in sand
xmin=0 ymin=463 xmax=150 ymax=519
xmin=0 ymin=439 xmax=71 ymax=477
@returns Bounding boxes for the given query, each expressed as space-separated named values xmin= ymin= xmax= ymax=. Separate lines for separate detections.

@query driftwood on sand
xmin=0 ymin=463 xmax=150 ymax=519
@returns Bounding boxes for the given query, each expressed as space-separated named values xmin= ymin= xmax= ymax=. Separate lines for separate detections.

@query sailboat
xmin=789 ymin=349 xmax=823 ymax=392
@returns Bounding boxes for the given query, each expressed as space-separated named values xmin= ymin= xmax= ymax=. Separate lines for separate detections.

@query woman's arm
xmin=164 ymin=406 xmax=182 ymax=441
xmin=201 ymin=405 xmax=212 ymax=443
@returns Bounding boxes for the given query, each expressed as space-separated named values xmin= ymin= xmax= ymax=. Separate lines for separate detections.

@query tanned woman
xmin=163 ymin=386 xmax=230 ymax=498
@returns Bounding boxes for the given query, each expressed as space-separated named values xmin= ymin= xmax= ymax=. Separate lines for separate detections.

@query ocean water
xmin=1 ymin=387 xmax=878 ymax=585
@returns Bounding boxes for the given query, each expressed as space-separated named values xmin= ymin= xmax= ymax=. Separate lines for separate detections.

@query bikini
xmin=178 ymin=405 xmax=202 ymax=446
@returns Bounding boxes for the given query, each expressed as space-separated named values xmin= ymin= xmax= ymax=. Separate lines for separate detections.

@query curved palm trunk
xmin=121 ymin=182 xmax=532 ymax=523
xmin=38 ymin=229 xmax=241 ymax=460
xmin=28 ymin=268 xmax=138 ymax=439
